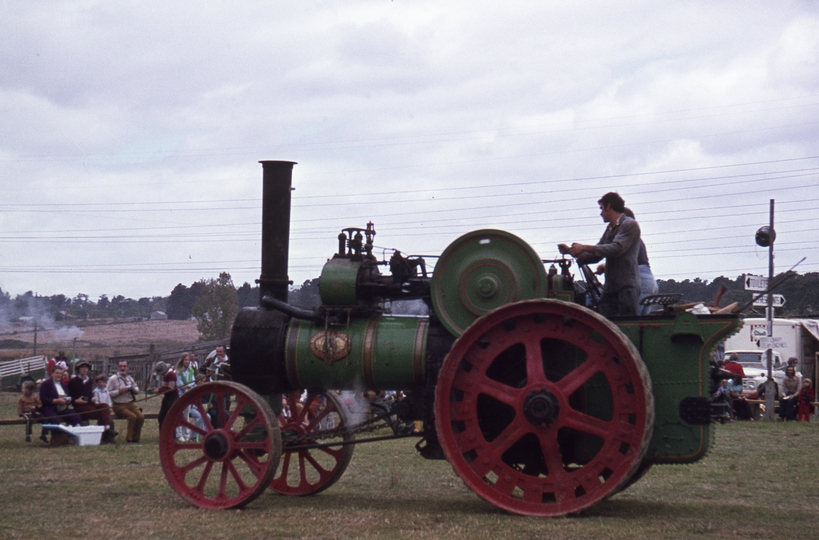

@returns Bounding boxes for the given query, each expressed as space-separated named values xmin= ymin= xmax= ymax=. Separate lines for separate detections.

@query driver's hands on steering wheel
xmin=558 ymin=243 xmax=594 ymax=258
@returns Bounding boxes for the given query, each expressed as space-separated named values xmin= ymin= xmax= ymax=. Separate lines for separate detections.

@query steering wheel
xmin=578 ymin=262 xmax=604 ymax=308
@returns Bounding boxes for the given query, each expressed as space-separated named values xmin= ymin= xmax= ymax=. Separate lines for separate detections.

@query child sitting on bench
xmin=18 ymin=380 xmax=46 ymax=443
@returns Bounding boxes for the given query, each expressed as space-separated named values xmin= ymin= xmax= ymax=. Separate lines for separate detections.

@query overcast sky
xmin=1 ymin=1 xmax=817 ymax=302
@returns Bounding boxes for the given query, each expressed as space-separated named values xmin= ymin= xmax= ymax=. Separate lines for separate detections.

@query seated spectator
xmin=93 ymin=374 xmax=112 ymax=407
xmin=56 ymin=360 xmax=70 ymax=385
xmin=713 ymin=378 xmax=733 ymax=421
xmin=107 ymin=360 xmax=144 ymax=444
xmin=784 ymin=357 xmax=803 ymax=386
xmin=18 ymin=380 xmax=45 ymax=443
xmin=68 ymin=360 xmax=117 ymax=443
xmin=779 ymin=366 xmax=800 ymax=421
xmin=39 ymin=366 xmax=81 ymax=427
xmin=201 ymin=345 xmax=230 ymax=381
xmin=723 ymin=353 xmax=746 ymax=378
xmin=727 ymin=375 xmax=753 ymax=420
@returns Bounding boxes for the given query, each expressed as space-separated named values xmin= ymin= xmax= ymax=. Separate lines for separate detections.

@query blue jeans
xmin=638 ymin=264 xmax=659 ymax=316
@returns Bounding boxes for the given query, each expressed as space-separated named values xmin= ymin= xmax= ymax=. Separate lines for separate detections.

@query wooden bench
xmin=0 ymin=413 xmax=160 ymax=443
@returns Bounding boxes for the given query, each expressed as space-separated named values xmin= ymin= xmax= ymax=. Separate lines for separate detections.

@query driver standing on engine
xmin=558 ymin=192 xmax=641 ymax=317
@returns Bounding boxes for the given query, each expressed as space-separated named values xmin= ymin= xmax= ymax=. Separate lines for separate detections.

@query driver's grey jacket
xmin=576 ymin=214 xmax=641 ymax=294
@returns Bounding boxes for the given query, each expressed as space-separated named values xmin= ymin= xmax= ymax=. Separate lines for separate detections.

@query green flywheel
xmin=430 ymin=229 xmax=548 ymax=336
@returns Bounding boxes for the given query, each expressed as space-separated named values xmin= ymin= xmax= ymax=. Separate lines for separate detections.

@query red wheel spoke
xmin=194 ymin=460 xmax=214 ymax=493
xmin=557 ymin=359 xmax=604 ymax=396
xmin=523 ymin=333 xmax=547 ymax=383
xmin=297 ymin=452 xmax=309 ymax=486
xmin=224 ymin=395 xmax=251 ymax=431
xmin=217 ymin=461 xmax=230 ymax=500
xmin=303 ymin=451 xmax=334 ymax=483
xmin=536 ymin=432 xmax=566 ymax=479
xmin=278 ymin=452 xmax=293 ymax=479
xmin=193 ymin=402 xmax=213 ymax=431
xmin=563 ymin=409 xmax=613 ymax=440
xmin=172 ymin=440 xmax=203 ymax=452
xmin=488 ymin=418 xmax=529 ymax=456
xmin=181 ymin=455 xmax=210 ymax=475
xmin=225 ymin=459 xmax=250 ymax=493
xmin=305 ymin=402 xmax=334 ymax=431
xmin=234 ymin=414 xmax=265 ymax=440
xmin=476 ymin=378 xmax=520 ymax=407
xmin=236 ymin=449 xmax=266 ymax=477
xmin=177 ymin=418 xmax=207 ymax=438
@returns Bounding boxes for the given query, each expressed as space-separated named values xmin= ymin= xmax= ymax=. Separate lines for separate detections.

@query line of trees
xmin=0 ymin=272 xmax=261 ymax=341
xmin=1 ymin=271 xmax=817 ymax=343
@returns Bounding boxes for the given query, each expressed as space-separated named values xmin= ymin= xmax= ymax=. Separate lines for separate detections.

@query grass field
xmin=1 ymin=390 xmax=818 ymax=540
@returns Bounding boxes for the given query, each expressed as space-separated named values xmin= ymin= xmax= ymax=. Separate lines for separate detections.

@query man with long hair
xmin=559 ymin=192 xmax=641 ymax=317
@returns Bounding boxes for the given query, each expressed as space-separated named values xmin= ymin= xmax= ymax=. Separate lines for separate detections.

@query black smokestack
xmin=258 ymin=160 xmax=297 ymax=303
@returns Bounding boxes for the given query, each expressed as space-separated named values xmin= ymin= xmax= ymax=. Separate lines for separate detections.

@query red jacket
xmin=798 ymin=386 xmax=813 ymax=407
xmin=723 ymin=362 xmax=746 ymax=378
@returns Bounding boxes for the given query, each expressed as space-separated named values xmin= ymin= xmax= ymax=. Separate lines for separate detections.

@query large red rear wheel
xmin=270 ymin=390 xmax=355 ymax=495
xmin=160 ymin=382 xmax=281 ymax=509
xmin=435 ymin=299 xmax=653 ymax=516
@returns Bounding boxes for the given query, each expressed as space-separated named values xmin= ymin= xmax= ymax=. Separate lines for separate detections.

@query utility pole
xmin=763 ymin=200 xmax=776 ymax=421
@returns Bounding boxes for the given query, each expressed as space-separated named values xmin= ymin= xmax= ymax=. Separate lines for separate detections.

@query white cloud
xmin=0 ymin=1 xmax=817 ymax=299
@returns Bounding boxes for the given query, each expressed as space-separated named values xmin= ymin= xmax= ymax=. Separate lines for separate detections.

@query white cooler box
xmin=42 ymin=424 xmax=105 ymax=446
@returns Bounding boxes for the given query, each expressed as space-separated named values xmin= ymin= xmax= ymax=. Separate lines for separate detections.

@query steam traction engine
xmin=159 ymin=161 xmax=742 ymax=516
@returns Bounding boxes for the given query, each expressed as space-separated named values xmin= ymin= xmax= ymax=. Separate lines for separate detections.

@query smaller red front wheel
xmin=160 ymin=382 xmax=281 ymax=509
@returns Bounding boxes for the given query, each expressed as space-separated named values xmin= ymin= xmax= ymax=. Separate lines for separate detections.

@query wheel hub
xmin=203 ymin=432 xmax=230 ymax=460
xmin=523 ymin=390 xmax=560 ymax=426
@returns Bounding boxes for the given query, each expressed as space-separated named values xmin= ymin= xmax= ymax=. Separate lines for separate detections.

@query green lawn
xmin=1 ymin=391 xmax=817 ymax=539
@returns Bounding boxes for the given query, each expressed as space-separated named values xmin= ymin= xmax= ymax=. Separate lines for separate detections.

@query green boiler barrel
xmin=285 ymin=316 xmax=428 ymax=391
